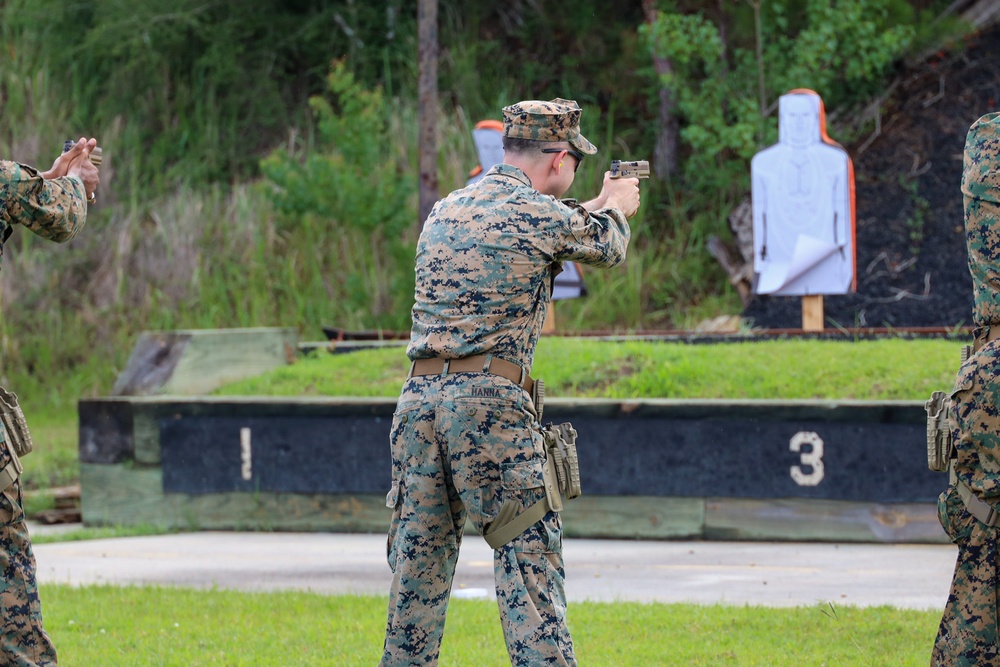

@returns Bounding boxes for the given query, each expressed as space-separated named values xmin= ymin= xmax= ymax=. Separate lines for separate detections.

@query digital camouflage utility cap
xmin=502 ymin=98 xmax=598 ymax=155
xmin=963 ymin=112 xmax=1000 ymax=326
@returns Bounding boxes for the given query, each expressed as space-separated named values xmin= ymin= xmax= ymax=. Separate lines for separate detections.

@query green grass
xmin=31 ymin=524 xmax=180 ymax=546
xmin=39 ymin=586 xmax=939 ymax=666
xmin=21 ymin=410 xmax=80 ymax=490
xmin=215 ymin=337 xmax=962 ymax=401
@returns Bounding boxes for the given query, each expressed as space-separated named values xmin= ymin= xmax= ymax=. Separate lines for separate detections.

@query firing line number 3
xmin=789 ymin=431 xmax=825 ymax=486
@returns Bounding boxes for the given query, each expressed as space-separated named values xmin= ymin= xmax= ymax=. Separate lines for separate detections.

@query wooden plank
xmin=541 ymin=304 xmax=556 ymax=334
xmin=544 ymin=397 xmax=925 ymax=423
xmin=132 ymin=405 xmax=162 ymax=465
xmin=704 ymin=496 xmax=949 ymax=543
xmin=562 ymin=495 xmax=703 ymax=539
xmin=84 ymin=395 xmax=927 ymax=423
xmin=111 ymin=333 xmax=190 ymax=396
xmin=81 ymin=463 xmax=952 ymax=543
xmin=81 ymin=462 xmax=699 ymax=538
xmin=80 ymin=464 xmax=175 ymax=528
xmin=960 ymin=0 xmax=1000 ymax=29
xmin=163 ymin=328 xmax=298 ymax=395
xmin=802 ymin=294 xmax=824 ymax=331
xmin=78 ymin=399 xmax=134 ymax=463
xmin=112 ymin=328 xmax=298 ymax=397
xmin=80 ymin=464 xmax=390 ymax=533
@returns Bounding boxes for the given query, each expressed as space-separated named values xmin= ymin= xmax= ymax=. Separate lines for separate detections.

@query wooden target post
xmin=802 ymin=295 xmax=824 ymax=331
xmin=541 ymin=304 xmax=556 ymax=334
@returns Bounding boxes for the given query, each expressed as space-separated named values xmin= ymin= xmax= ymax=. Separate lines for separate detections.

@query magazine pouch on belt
xmin=484 ymin=422 xmax=581 ymax=549
xmin=0 ymin=387 xmax=33 ymax=457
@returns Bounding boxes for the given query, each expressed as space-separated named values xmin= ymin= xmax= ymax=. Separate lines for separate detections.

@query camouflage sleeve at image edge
xmin=949 ymin=344 xmax=1000 ymax=506
xmin=0 ymin=160 xmax=87 ymax=245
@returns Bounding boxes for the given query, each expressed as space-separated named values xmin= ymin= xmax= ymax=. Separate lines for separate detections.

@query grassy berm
xmin=23 ymin=336 xmax=960 ymax=495
xmin=215 ymin=336 xmax=962 ymax=401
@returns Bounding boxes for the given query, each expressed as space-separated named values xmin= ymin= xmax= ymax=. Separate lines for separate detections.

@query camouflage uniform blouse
xmin=949 ymin=340 xmax=1000 ymax=508
xmin=406 ymin=163 xmax=630 ymax=371
xmin=0 ymin=161 xmax=88 ymax=266
xmin=931 ymin=111 xmax=1000 ymax=664
xmin=953 ymin=110 xmax=1000 ymax=506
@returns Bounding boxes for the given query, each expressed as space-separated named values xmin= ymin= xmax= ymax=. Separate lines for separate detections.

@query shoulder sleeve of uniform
xmin=0 ymin=161 xmax=14 ymax=222
xmin=950 ymin=346 xmax=1000 ymax=435
xmin=503 ymin=187 xmax=630 ymax=268
xmin=951 ymin=343 xmax=1000 ymax=499
xmin=4 ymin=163 xmax=87 ymax=243
xmin=550 ymin=198 xmax=630 ymax=269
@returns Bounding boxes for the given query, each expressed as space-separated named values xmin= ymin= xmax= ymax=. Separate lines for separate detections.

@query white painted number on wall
xmin=240 ymin=427 xmax=252 ymax=481
xmin=789 ymin=431 xmax=825 ymax=486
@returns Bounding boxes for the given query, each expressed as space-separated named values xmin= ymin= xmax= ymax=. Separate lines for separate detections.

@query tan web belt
xmin=957 ymin=477 xmax=1000 ymax=527
xmin=408 ymin=354 xmax=534 ymax=394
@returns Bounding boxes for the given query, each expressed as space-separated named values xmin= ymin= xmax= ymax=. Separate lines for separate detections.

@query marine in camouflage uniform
xmin=933 ymin=112 xmax=1000 ymax=666
xmin=0 ymin=140 xmax=99 ymax=667
xmin=380 ymin=100 xmax=640 ymax=667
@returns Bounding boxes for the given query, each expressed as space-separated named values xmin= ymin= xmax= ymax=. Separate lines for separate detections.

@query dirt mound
xmin=743 ymin=23 xmax=1000 ymax=329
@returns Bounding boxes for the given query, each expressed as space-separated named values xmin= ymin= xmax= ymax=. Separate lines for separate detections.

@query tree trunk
xmin=642 ymin=0 xmax=678 ymax=180
xmin=945 ymin=0 xmax=1000 ymax=29
xmin=417 ymin=0 xmax=438 ymax=231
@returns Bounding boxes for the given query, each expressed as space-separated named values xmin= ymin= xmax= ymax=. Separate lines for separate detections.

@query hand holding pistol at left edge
xmin=45 ymin=137 xmax=102 ymax=204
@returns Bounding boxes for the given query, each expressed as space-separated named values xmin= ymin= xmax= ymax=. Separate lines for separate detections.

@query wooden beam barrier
xmin=78 ymin=397 xmax=949 ymax=543
xmin=112 ymin=328 xmax=299 ymax=396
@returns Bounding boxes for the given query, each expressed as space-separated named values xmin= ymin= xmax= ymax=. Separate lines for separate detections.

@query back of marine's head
xmin=501 ymin=98 xmax=598 ymax=156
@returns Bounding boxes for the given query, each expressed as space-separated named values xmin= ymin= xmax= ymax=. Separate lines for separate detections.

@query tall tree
xmin=418 ymin=0 xmax=439 ymax=230
xmin=643 ymin=0 xmax=679 ymax=180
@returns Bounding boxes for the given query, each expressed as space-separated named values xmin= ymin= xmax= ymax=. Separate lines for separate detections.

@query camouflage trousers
xmin=380 ymin=373 xmax=575 ymax=667
xmin=932 ymin=483 xmax=1000 ymax=666
xmin=0 ymin=422 xmax=57 ymax=667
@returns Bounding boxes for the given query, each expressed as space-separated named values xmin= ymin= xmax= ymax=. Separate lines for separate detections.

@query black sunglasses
xmin=541 ymin=147 xmax=584 ymax=172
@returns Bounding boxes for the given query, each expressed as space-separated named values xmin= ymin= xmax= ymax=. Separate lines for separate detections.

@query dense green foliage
xmin=258 ymin=62 xmax=417 ymax=329
xmin=1 ymin=0 xmax=418 ymax=187
xmin=40 ymin=585 xmax=940 ymax=665
xmin=0 ymin=0 xmax=966 ymax=422
xmin=642 ymin=0 xmax=941 ymax=196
